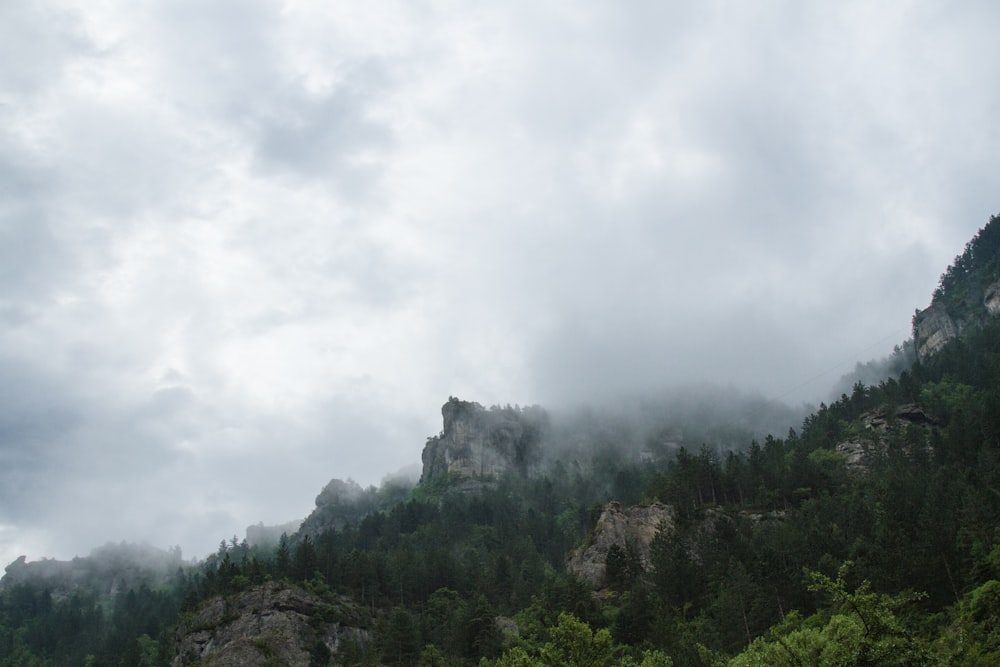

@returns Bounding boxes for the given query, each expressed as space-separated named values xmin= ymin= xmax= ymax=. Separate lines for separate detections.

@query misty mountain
xmin=1 ymin=541 xmax=184 ymax=599
xmin=4 ymin=213 xmax=1000 ymax=665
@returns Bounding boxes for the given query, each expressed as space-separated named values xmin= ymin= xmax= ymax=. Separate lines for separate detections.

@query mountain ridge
xmin=4 ymin=213 xmax=1000 ymax=665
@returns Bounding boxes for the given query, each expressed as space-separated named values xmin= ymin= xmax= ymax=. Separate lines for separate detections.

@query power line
xmin=775 ymin=327 xmax=911 ymax=401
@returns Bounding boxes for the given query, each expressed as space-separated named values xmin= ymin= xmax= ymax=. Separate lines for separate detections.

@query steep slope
xmin=566 ymin=501 xmax=674 ymax=591
xmin=420 ymin=397 xmax=549 ymax=482
xmin=913 ymin=214 xmax=1000 ymax=359
xmin=5 ymin=212 xmax=1000 ymax=666
xmin=172 ymin=582 xmax=368 ymax=667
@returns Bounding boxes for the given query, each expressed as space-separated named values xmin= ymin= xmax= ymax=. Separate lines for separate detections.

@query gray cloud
xmin=2 ymin=0 xmax=999 ymax=564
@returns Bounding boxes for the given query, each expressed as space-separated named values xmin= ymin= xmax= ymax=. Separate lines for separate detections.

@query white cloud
xmin=1 ymin=0 xmax=999 ymax=562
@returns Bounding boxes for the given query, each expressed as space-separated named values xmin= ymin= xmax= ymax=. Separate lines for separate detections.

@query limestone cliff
xmin=566 ymin=501 xmax=673 ymax=590
xmin=298 ymin=476 xmax=413 ymax=539
xmin=420 ymin=397 xmax=548 ymax=483
xmin=834 ymin=403 xmax=938 ymax=472
xmin=912 ymin=217 xmax=1000 ymax=361
xmin=913 ymin=304 xmax=962 ymax=361
xmin=172 ymin=582 xmax=368 ymax=667
xmin=985 ymin=280 xmax=1000 ymax=315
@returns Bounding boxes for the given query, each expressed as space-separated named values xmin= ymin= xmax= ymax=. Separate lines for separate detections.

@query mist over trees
xmin=3 ymin=215 xmax=1000 ymax=665
xmin=827 ymin=339 xmax=916 ymax=401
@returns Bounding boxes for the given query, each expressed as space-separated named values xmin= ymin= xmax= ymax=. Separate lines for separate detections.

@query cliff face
xmin=172 ymin=582 xmax=368 ymax=667
xmin=834 ymin=403 xmax=938 ymax=472
xmin=985 ymin=280 xmax=1000 ymax=315
xmin=297 ymin=478 xmax=368 ymax=537
xmin=912 ymin=283 xmax=1000 ymax=360
xmin=912 ymin=218 xmax=1000 ymax=361
xmin=566 ymin=501 xmax=673 ymax=591
xmin=913 ymin=304 xmax=962 ymax=361
xmin=420 ymin=398 xmax=548 ymax=483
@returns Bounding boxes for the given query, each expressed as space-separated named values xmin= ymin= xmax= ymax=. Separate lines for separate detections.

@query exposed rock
xmin=420 ymin=397 xmax=548 ymax=483
xmin=913 ymin=304 xmax=961 ymax=361
xmin=834 ymin=403 xmax=937 ymax=472
xmin=314 ymin=478 xmax=364 ymax=508
xmin=985 ymin=280 xmax=1000 ymax=315
xmin=298 ymin=478 xmax=368 ymax=536
xmin=834 ymin=439 xmax=870 ymax=472
xmin=566 ymin=501 xmax=673 ymax=590
xmin=881 ymin=403 xmax=939 ymax=427
xmin=846 ymin=403 xmax=941 ymax=438
xmin=172 ymin=582 xmax=368 ymax=667
xmin=298 ymin=476 xmax=414 ymax=539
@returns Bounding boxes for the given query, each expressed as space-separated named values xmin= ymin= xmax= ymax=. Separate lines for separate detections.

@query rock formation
xmin=984 ymin=280 xmax=1000 ymax=315
xmin=297 ymin=476 xmax=413 ymax=538
xmin=420 ymin=397 xmax=548 ymax=483
xmin=834 ymin=403 xmax=938 ymax=471
xmin=913 ymin=304 xmax=961 ymax=361
xmin=566 ymin=501 xmax=673 ymax=590
xmin=172 ymin=582 xmax=368 ymax=667
xmin=297 ymin=478 xmax=369 ymax=537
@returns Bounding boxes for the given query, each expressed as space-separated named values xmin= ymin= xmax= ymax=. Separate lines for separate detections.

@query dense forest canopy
xmin=3 ymin=214 xmax=1000 ymax=665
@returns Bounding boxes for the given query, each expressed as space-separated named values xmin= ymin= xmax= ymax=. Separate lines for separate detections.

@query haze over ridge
xmin=2 ymin=0 xmax=998 ymax=564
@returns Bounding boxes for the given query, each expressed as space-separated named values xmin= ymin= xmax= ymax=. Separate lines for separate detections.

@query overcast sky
xmin=2 ymin=0 xmax=999 ymax=565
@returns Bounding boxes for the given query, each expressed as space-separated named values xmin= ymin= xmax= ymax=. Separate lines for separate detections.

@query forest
xmin=2 ymin=216 xmax=1000 ymax=665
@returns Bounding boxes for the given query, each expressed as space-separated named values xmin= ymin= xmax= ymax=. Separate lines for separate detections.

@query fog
xmin=2 ymin=1 xmax=999 ymax=566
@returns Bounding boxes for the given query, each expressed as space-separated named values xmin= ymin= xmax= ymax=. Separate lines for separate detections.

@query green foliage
xmin=934 ymin=576 xmax=1000 ymax=664
xmin=485 ymin=612 xmax=671 ymax=667
xmin=933 ymin=214 xmax=1000 ymax=316
xmin=7 ymin=214 xmax=1000 ymax=665
xmin=375 ymin=607 xmax=422 ymax=666
xmin=729 ymin=563 xmax=936 ymax=666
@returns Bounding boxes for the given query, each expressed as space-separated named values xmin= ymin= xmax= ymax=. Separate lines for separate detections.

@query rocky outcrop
xmin=566 ymin=501 xmax=673 ymax=590
xmin=834 ymin=403 xmax=937 ymax=471
xmin=834 ymin=439 xmax=868 ymax=471
xmin=298 ymin=478 xmax=368 ymax=537
xmin=298 ymin=476 xmax=414 ymax=538
xmin=984 ymin=280 xmax=1000 ymax=315
xmin=420 ymin=398 xmax=548 ymax=483
xmin=172 ymin=582 xmax=368 ymax=667
xmin=913 ymin=304 xmax=961 ymax=361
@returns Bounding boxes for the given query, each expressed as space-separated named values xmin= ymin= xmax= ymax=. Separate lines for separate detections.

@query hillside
xmin=3 ymin=214 xmax=1000 ymax=665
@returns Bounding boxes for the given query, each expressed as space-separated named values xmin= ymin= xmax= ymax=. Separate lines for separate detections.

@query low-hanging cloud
xmin=2 ymin=0 xmax=999 ymax=565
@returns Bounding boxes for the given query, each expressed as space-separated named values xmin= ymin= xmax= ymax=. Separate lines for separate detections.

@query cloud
xmin=2 ymin=0 xmax=1000 ymax=564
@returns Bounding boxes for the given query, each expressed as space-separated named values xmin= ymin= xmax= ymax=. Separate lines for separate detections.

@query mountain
xmin=1 ymin=542 xmax=184 ymax=598
xmin=419 ymin=398 xmax=549 ymax=483
xmin=171 ymin=582 xmax=369 ymax=667
xmin=3 ymin=213 xmax=1000 ymax=666
xmin=913 ymin=217 xmax=1000 ymax=359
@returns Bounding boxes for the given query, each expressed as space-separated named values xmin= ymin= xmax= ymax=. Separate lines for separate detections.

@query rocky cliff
xmin=912 ymin=218 xmax=1000 ymax=361
xmin=566 ymin=501 xmax=673 ymax=591
xmin=172 ymin=582 xmax=368 ymax=667
xmin=913 ymin=304 xmax=962 ymax=361
xmin=834 ymin=403 xmax=938 ymax=471
xmin=984 ymin=279 xmax=1000 ymax=315
xmin=420 ymin=397 xmax=548 ymax=483
xmin=297 ymin=475 xmax=413 ymax=539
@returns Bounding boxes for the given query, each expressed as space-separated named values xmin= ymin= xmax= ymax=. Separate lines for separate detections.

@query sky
xmin=2 ymin=0 xmax=999 ymax=566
